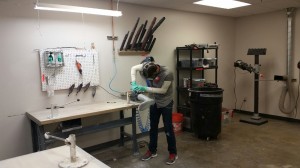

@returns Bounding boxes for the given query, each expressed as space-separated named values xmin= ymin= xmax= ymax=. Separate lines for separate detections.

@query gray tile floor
xmin=92 ymin=113 xmax=300 ymax=168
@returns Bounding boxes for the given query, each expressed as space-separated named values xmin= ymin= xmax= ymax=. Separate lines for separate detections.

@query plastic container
xmin=172 ymin=113 xmax=184 ymax=134
xmin=221 ymin=108 xmax=234 ymax=125
xmin=188 ymin=87 xmax=223 ymax=139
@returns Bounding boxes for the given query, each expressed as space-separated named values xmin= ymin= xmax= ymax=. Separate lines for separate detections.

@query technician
xmin=131 ymin=60 xmax=178 ymax=165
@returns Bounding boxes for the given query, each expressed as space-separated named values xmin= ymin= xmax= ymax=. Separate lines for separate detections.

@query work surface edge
xmin=26 ymin=99 xmax=139 ymax=126
xmin=0 ymin=145 xmax=110 ymax=168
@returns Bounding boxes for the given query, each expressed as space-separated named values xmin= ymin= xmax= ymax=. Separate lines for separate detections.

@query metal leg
xmin=37 ymin=125 xmax=46 ymax=151
xmin=30 ymin=121 xmax=38 ymax=152
xmin=120 ymin=110 xmax=125 ymax=146
xmin=131 ymin=108 xmax=139 ymax=155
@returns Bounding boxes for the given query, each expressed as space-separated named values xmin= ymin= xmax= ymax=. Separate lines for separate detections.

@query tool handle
xmin=131 ymin=24 xmax=144 ymax=50
xmin=126 ymin=17 xmax=140 ymax=50
xmin=141 ymin=17 xmax=156 ymax=50
xmin=151 ymin=17 xmax=165 ymax=34
xmin=120 ymin=31 xmax=129 ymax=51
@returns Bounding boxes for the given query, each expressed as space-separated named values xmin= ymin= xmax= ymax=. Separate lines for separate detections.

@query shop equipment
xmin=234 ymin=48 xmax=268 ymax=125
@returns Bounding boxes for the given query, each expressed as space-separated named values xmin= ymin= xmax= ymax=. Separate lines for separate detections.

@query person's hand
xmin=131 ymin=81 xmax=138 ymax=91
xmin=135 ymin=85 xmax=147 ymax=92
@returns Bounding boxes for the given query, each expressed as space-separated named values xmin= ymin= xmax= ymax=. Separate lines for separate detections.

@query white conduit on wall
xmin=279 ymin=8 xmax=296 ymax=114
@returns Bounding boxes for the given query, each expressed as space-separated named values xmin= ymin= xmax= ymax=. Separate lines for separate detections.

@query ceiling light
xmin=34 ymin=3 xmax=122 ymax=17
xmin=193 ymin=0 xmax=250 ymax=9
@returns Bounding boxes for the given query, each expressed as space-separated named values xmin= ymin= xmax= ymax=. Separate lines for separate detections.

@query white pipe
xmin=137 ymin=94 xmax=155 ymax=111
xmin=279 ymin=8 xmax=296 ymax=114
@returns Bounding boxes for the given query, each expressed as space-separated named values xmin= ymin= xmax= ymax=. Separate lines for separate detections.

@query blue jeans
xmin=148 ymin=101 xmax=177 ymax=154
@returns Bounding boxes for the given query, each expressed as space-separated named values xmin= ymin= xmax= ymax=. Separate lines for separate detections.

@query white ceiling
xmin=120 ymin=0 xmax=300 ymax=17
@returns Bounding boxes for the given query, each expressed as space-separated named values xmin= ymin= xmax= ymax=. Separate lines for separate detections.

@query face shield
xmin=142 ymin=62 xmax=158 ymax=79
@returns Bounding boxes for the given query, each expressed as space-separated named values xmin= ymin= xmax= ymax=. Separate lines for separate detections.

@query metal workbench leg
xmin=120 ymin=110 xmax=125 ymax=146
xmin=132 ymin=108 xmax=139 ymax=155
xmin=30 ymin=121 xmax=38 ymax=152
xmin=37 ymin=125 xmax=46 ymax=151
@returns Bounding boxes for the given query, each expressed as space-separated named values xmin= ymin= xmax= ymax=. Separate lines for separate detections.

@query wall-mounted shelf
xmin=118 ymin=50 xmax=150 ymax=56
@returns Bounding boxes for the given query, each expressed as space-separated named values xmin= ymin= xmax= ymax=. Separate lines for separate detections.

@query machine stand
xmin=240 ymin=48 xmax=268 ymax=126
xmin=240 ymin=115 xmax=268 ymax=125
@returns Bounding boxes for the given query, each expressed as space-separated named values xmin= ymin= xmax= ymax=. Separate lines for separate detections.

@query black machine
xmin=234 ymin=60 xmax=257 ymax=74
xmin=234 ymin=48 xmax=268 ymax=125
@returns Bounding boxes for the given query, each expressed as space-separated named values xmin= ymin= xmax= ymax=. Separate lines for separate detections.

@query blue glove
xmin=131 ymin=81 xmax=138 ymax=91
xmin=135 ymin=85 xmax=147 ymax=92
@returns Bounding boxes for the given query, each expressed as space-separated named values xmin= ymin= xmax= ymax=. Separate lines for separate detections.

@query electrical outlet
xmin=243 ymin=97 xmax=247 ymax=102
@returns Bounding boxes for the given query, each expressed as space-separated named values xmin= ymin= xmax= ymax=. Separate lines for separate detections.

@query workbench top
xmin=26 ymin=99 xmax=139 ymax=126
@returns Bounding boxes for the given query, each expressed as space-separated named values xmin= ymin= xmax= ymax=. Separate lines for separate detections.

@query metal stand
xmin=240 ymin=48 xmax=268 ymax=125
xmin=44 ymin=133 xmax=89 ymax=168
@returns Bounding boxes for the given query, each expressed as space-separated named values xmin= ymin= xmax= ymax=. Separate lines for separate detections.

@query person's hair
xmin=143 ymin=62 xmax=158 ymax=78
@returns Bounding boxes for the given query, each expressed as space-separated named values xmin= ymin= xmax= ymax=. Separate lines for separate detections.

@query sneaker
xmin=141 ymin=150 xmax=157 ymax=161
xmin=166 ymin=154 xmax=178 ymax=165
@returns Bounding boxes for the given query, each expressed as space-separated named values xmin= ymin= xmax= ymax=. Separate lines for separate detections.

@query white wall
xmin=0 ymin=0 xmax=236 ymax=160
xmin=235 ymin=9 xmax=300 ymax=118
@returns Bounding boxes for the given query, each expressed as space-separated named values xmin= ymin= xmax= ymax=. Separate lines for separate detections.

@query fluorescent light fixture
xmin=34 ymin=3 xmax=122 ymax=17
xmin=193 ymin=0 xmax=250 ymax=9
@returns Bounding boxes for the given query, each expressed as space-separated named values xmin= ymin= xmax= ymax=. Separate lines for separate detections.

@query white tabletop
xmin=26 ymin=99 xmax=139 ymax=125
xmin=0 ymin=145 xmax=110 ymax=168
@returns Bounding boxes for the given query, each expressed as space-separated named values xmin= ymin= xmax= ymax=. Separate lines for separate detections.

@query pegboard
xmin=39 ymin=48 xmax=100 ymax=91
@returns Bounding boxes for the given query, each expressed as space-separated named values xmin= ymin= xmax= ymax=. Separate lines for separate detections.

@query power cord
xmin=239 ymin=99 xmax=245 ymax=112
xmin=98 ymin=85 xmax=121 ymax=98
xmin=234 ymin=67 xmax=249 ymax=112
xmin=136 ymin=109 xmax=150 ymax=133
xmin=136 ymin=109 xmax=150 ymax=149
xmin=108 ymin=0 xmax=123 ymax=95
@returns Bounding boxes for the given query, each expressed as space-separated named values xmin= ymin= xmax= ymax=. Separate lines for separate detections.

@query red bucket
xmin=172 ymin=113 xmax=184 ymax=134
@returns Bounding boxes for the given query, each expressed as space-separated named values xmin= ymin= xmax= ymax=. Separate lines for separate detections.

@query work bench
xmin=26 ymin=99 xmax=140 ymax=155
xmin=0 ymin=145 xmax=110 ymax=168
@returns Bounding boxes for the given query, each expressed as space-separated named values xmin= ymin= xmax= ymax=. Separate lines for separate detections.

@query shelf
xmin=177 ymin=66 xmax=218 ymax=70
xmin=176 ymin=46 xmax=218 ymax=50
xmin=177 ymin=87 xmax=189 ymax=91
xmin=177 ymin=105 xmax=191 ymax=110
xmin=177 ymin=106 xmax=191 ymax=118
xmin=176 ymin=44 xmax=218 ymax=132
xmin=118 ymin=50 xmax=149 ymax=56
